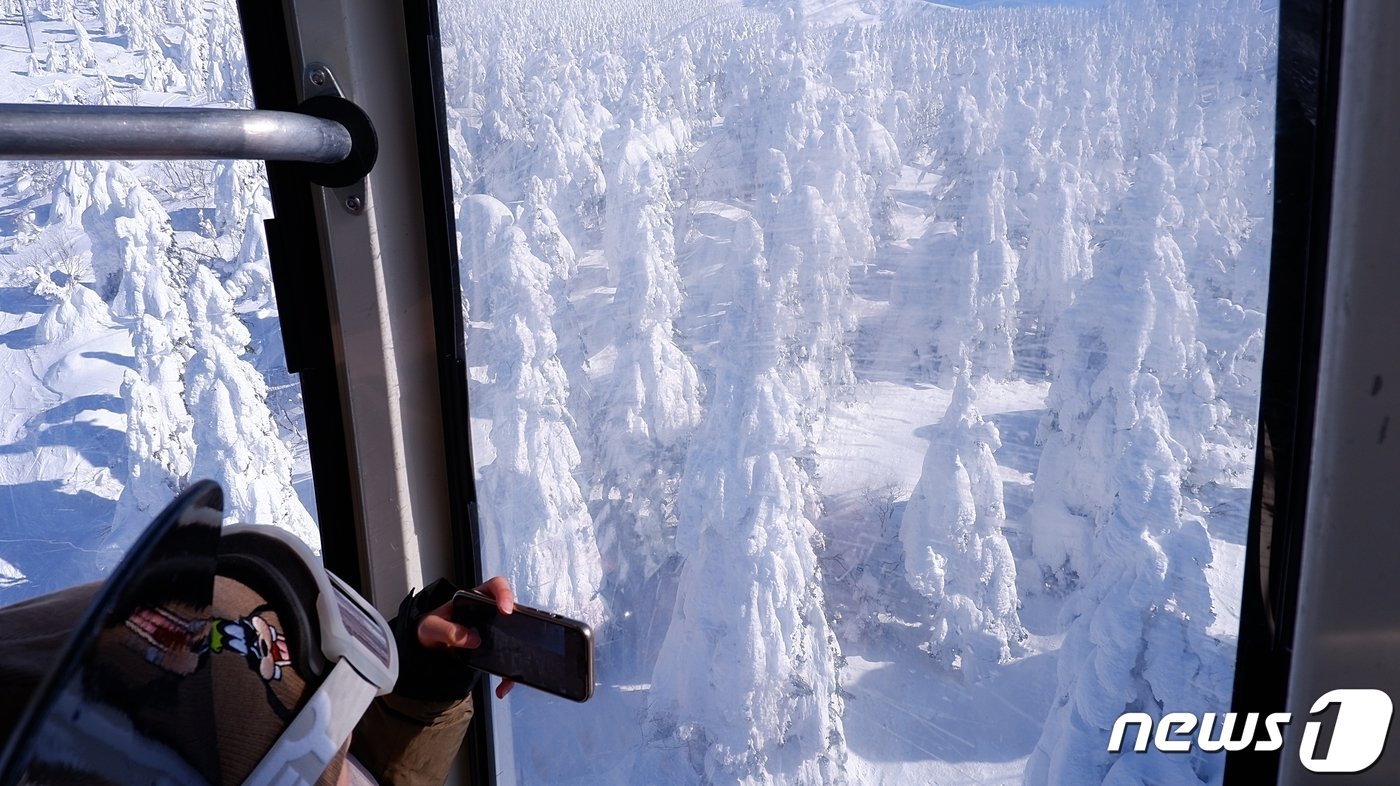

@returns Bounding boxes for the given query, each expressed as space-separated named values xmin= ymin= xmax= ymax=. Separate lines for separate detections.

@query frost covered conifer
xmin=111 ymin=316 xmax=195 ymax=543
xmin=96 ymin=0 xmax=120 ymax=36
xmin=770 ymin=184 xmax=856 ymax=441
xmin=1029 ymin=154 xmax=1221 ymax=582
xmin=897 ymin=86 xmax=1018 ymax=382
xmin=213 ymin=159 xmax=270 ymax=234
xmin=47 ymin=161 xmax=96 ymax=227
xmin=456 ymin=193 xmax=515 ymax=328
xmin=226 ymin=237 xmax=276 ymax=316
xmin=1025 ymin=376 xmax=1226 ymax=786
xmin=32 ymin=263 xmax=114 ymax=348
xmin=518 ymin=176 xmax=594 ymax=488
xmin=521 ymin=175 xmax=577 ymax=286
xmin=64 ymin=12 xmax=96 ymax=68
xmin=646 ymin=217 xmax=846 ymax=785
xmin=92 ymin=162 xmax=197 ymax=543
xmin=184 ymin=0 xmax=247 ymax=103
xmin=24 ymin=49 xmax=44 ymax=77
xmin=1017 ymin=161 xmax=1093 ymax=373
xmin=179 ymin=1 xmax=209 ymax=98
xmin=475 ymin=46 xmax=530 ymax=204
xmin=463 ymin=194 xmax=604 ymax=625
xmin=825 ymin=31 xmax=902 ymax=248
xmin=751 ymin=50 xmax=861 ymax=441
xmin=802 ymin=101 xmax=875 ymax=270
xmin=594 ymin=154 xmax=701 ymax=601
xmin=901 ymin=362 xmax=1025 ymax=676
xmin=965 ymin=164 xmax=1019 ymax=380
xmin=184 ymin=268 xmax=319 ymax=546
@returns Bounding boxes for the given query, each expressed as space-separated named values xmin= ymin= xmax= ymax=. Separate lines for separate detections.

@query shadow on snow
xmin=0 ymin=393 xmax=126 ymax=474
xmin=843 ymin=650 xmax=1056 ymax=764
xmin=0 ymin=479 xmax=118 ymax=607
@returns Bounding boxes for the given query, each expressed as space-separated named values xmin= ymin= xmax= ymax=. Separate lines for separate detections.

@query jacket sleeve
xmin=350 ymin=578 xmax=483 ymax=786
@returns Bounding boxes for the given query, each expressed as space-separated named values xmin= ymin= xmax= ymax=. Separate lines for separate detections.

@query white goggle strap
xmin=318 ymin=571 xmax=397 ymax=695
xmin=239 ymin=659 xmax=380 ymax=786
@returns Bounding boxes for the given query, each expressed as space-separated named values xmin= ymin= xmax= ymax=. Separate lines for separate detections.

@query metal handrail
xmin=0 ymin=104 xmax=352 ymax=164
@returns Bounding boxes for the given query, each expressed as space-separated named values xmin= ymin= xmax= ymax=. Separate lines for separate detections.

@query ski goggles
xmin=0 ymin=480 xmax=398 ymax=786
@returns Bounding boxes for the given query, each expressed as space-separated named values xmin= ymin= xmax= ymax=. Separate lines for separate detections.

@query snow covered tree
xmin=213 ymin=159 xmax=270 ymax=235
xmin=82 ymin=163 xmax=181 ymax=310
xmin=901 ymin=362 xmax=1025 ymax=676
xmin=518 ymin=177 xmax=592 ymax=433
xmin=474 ymin=42 xmax=531 ymax=205
xmin=769 ymin=184 xmax=857 ymax=445
xmin=744 ymin=48 xmax=864 ymax=449
xmin=46 ymin=160 xmax=96 ymax=227
xmin=965 ymin=163 xmax=1019 ymax=380
xmin=1029 ymin=155 xmax=1219 ymax=586
xmin=110 ymin=316 xmax=195 ymax=544
xmin=88 ymin=163 xmax=197 ymax=544
xmin=530 ymin=108 xmax=607 ymax=248
xmin=594 ymin=153 xmax=702 ymax=604
xmin=895 ymin=85 xmax=1018 ymax=382
xmin=801 ymin=100 xmax=875 ymax=272
xmin=184 ymin=267 xmax=320 ymax=548
xmin=462 ymin=194 xmax=604 ymax=625
xmin=179 ymin=0 xmax=209 ymax=98
xmin=521 ymin=174 xmax=577 ymax=285
xmin=1016 ymin=160 xmax=1094 ymax=374
xmin=646 ymin=217 xmax=846 ymax=784
xmin=1025 ymin=375 xmax=1227 ymax=786
xmin=824 ymin=29 xmax=902 ymax=248
xmin=31 ymin=257 xmax=114 ymax=348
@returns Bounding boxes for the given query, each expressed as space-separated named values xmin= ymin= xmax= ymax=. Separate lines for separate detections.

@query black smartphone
xmin=450 ymin=590 xmax=595 ymax=702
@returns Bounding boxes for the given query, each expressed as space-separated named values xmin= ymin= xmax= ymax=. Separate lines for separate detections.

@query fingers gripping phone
xmin=451 ymin=590 xmax=595 ymax=702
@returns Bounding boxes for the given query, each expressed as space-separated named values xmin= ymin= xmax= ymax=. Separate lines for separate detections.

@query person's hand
xmin=417 ymin=576 xmax=517 ymax=699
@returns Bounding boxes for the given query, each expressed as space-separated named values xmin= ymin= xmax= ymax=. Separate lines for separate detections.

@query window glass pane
xmin=0 ymin=1 xmax=318 ymax=604
xmin=441 ymin=0 xmax=1278 ymax=782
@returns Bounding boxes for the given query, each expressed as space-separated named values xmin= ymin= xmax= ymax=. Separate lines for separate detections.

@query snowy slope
xmin=0 ymin=3 xmax=317 ymax=602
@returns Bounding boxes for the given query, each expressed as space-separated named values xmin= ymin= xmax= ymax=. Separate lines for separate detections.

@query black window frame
xmin=238 ymin=1 xmax=497 ymax=780
xmin=1225 ymin=0 xmax=1345 ymax=781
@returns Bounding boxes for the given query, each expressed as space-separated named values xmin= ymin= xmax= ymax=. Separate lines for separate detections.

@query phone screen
xmin=451 ymin=591 xmax=594 ymax=702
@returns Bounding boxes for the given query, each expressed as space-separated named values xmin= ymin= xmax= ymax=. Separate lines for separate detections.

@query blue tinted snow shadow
xmin=1003 ymin=483 xmax=1034 ymax=529
xmin=0 ymin=480 xmax=117 ymax=607
xmin=1195 ymin=482 xmax=1251 ymax=546
xmin=0 ymin=286 xmax=48 ymax=316
xmin=36 ymin=393 xmax=123 ymax=425
xmin=79 ymin=350 xmax=135 ymax=369
xmin=986 ymin=409 xmax=1044 ymax=477
xmin=843 ymin=651 xmax=1056 ymax=765
xmin=0 ymin=394 xmax=126 ymax=473
xmin=169 ymin=206 xmax=213 ymax=233
xmin=850 ymin=310 xmax=931 ymax=386
xmin=0 ymin=323 xmax=38 ymax=350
